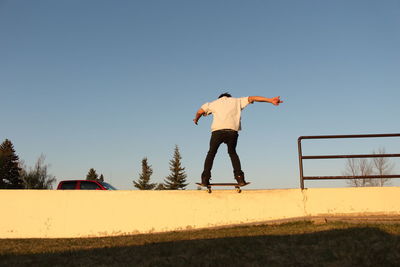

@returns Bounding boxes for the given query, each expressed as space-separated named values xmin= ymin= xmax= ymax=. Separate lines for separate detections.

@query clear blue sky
xmin=1 ymin=0 xmax=400 ymax=190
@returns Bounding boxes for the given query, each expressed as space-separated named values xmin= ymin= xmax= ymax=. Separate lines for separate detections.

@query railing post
xmin=298 ymin=137 xmax=305 ymax=189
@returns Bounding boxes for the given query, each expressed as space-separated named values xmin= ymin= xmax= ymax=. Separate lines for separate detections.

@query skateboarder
xmin=193 ymin=93 xmax=283 ymax=186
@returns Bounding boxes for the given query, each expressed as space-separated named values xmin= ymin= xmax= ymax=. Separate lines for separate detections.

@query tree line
xmin=2 ymin=138 xmax=395 ymax=190
xmin=0 ymin=139 xmax=188 ymax=190
xmin=0 ymin=138 xmax=111 ymax=189
xmin=0 ymin=139 xmax=56 ymax=189
xmin=133 ymin=145 xmax=188 ymax=190
xmin=86 ymin=145 xmax=189 ymax=190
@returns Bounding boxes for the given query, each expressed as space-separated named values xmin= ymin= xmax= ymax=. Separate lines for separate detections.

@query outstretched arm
xmin=248 ymin=96 xmax=283 ymax=106
xmin=193 ymin=108 xmax=206 ymax=125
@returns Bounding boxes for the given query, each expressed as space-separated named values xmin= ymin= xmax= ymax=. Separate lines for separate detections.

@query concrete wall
xmin=1 ymin=187 xmax=400 ymax=238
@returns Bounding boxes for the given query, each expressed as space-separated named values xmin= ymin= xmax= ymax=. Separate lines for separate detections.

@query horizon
xmin=1 ymin=0 xmax=400 ymax=190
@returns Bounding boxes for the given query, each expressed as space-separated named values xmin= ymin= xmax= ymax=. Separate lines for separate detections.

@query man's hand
xmin=271 ymin=96 xmax=283 ymax=106
xmin=193 ymin=108 xmax=206 ymax=125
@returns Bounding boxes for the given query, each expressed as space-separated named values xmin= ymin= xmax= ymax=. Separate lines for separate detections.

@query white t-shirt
xmin=201 ymin=96 xmax=250 ymax=132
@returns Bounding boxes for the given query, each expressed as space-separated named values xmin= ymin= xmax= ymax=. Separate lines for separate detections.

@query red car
xmin=57 ymin=180 xmax=117 ymax=190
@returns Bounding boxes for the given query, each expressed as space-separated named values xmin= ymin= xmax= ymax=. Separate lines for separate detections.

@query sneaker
xmin=201 ymin=177 xmax=210 ymax=186
xmin=235 ymin=175 xmax=246 ymax=186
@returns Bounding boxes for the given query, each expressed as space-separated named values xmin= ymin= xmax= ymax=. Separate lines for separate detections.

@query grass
xmin=1 ymin=221 xmax=400 ymax=266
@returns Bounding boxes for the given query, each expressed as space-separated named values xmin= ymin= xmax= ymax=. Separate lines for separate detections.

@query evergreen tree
xmin=0 ymin=139 xmax=23 ymax=189
xmin=86 ymin=168 xmax=98 ymax=181
xmin=21 ymin=155 xmax=56 ymax=189
xmin=164 ymin=145 xmax=188 ymax=190
xmin=133 ymin=157 xmax=156 ymax=190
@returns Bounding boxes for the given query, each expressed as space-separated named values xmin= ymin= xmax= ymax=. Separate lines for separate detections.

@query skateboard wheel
xmin=207 ymin=188 xmax=212 ymax=193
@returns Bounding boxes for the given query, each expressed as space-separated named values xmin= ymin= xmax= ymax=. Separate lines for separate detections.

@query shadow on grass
xmin=1 ymin=226 xmax=400 ymax=266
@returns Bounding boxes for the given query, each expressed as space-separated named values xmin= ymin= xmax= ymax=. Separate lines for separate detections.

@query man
xmin=193 ymin=93 xmax=283 ymax=186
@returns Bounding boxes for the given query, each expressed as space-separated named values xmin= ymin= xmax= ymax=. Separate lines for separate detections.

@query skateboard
xmin=196 ymin=182 xmax=250 ymax=193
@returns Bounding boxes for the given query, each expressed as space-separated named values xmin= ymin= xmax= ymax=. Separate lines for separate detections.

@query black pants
xmin=202 ymin=129 xmax=244 ymax=179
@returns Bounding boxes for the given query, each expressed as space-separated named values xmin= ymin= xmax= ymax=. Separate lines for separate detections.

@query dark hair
xmin=218 ymin=92 xmax=232 ymax=98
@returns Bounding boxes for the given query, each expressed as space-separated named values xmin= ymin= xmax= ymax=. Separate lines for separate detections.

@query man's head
xmin=218 ymin=92 xmax=232 ymax=98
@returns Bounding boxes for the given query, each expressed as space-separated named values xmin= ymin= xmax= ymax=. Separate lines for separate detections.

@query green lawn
xmin=1 ymin=221 xmax=400 ymax=266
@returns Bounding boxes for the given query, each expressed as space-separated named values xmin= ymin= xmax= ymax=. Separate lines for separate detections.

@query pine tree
xmin=86 ymin=168 xmax=98 ymax=181
xmin=133 ymin=157 xmax=156 ymax=190
xmin=0 ymin=139 xmax=23 ymax=189
xmin=164 ymin=145 xmax=188 ymax=190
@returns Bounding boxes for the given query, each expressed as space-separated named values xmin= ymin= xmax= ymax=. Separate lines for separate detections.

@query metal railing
xmin=298 ymin=133 xmax=400 ymax=189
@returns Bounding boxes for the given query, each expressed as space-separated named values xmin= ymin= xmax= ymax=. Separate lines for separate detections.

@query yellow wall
xmin=1 ymin=187 xmax=400 ymax=238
